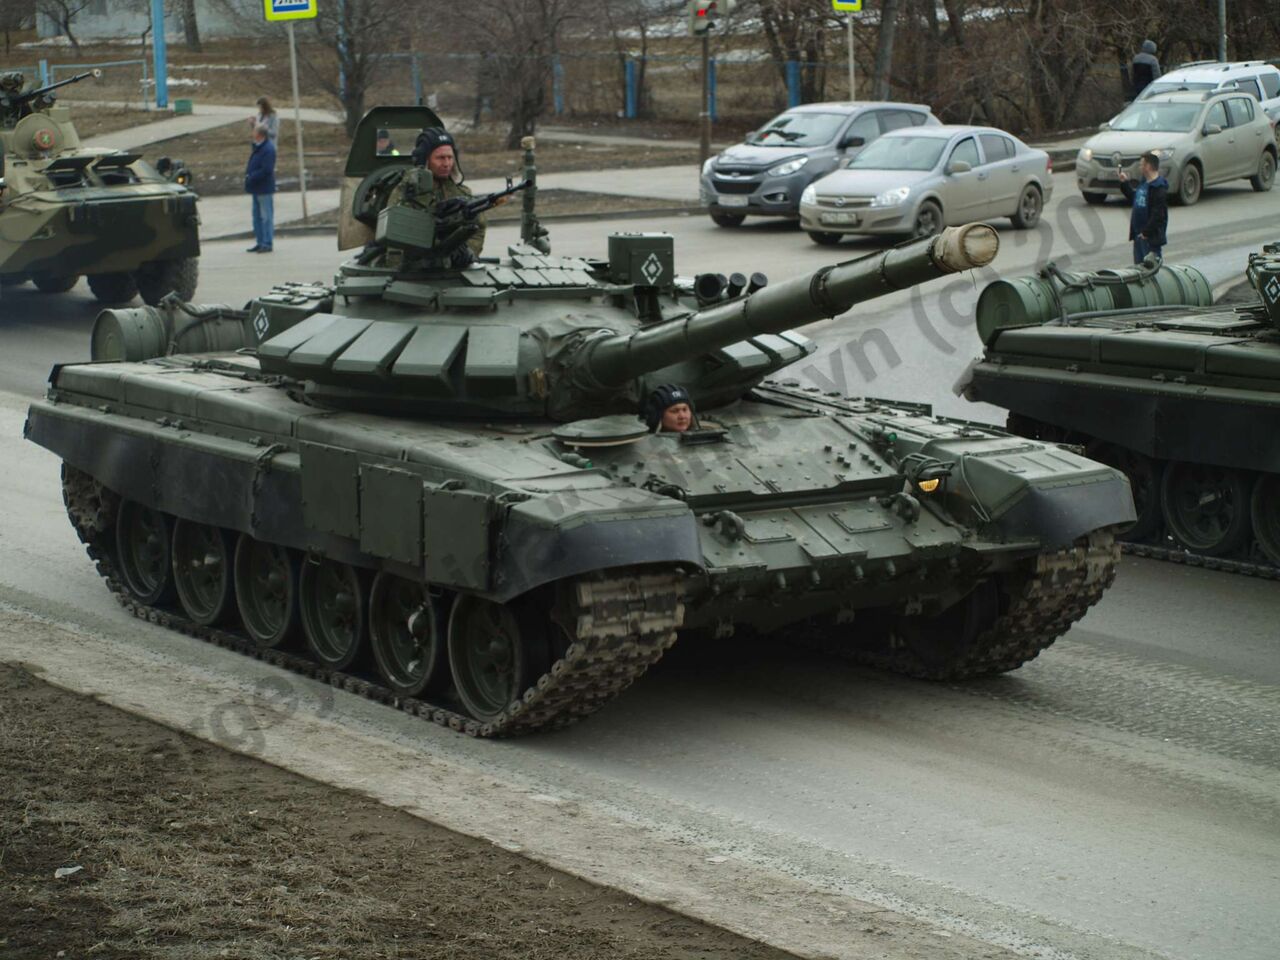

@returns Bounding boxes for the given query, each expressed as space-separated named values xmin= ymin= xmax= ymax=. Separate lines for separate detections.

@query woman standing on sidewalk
xmin=250 ymin=96 xmax=279 ymax=142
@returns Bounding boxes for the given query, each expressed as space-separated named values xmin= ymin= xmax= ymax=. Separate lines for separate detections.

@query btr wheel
xmin=369 ymin=573 xmax=448 ymax=698
xmin=710 ymin=213 xmax=745 ymax=228
xmin=1250 ymin=473 xmax=1280 ymax=565
xmin=1082 ymin=191 xmax=1108 ymax=205
xmin=135 ymin=257 xmax=198 ymax=304
xmin=299 ymin=558 xmax=367 ymax=670
xmin=448 ymin=596 xmax=552 ymax=725
xmin=1010 ymin=184 xmax=1043 ymax=229
xmin=87 ymin=272 xmax=139 ymax=304
xmin=1176 ymin=164 xmax=1202 ymax=205
xmin=31 ymin=273 xmax=79 ymax=294
xmin=806 ymin=230 xmax=843 ymax=246
xmin=1251 ymin=151 xmax=1276 ymax=192
xmin=911 ymin=201 xmax=943 ymax=238
xmin=1160 ymin=461 xmax=1252 ymax=556
xmin=170 ymin=520 xmax=235 ymax=626
xmin=233 ymin=535 xmax=299 ymax=648
xmin=115 ymin=500 xmax=175 ymax=605
xmin=1086 ymin=442 xmax=1163 ymax=542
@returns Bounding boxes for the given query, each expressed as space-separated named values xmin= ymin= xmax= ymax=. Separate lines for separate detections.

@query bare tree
xmin=871 ymin=0 xmax=900 ymax=100
xmin=749 ymin=0 xmax=839 ymax=104
xmin=0 ymin=0 xmax=34 ymax=54
xmin=35 ymin=0 xmax=96 ymax=53
xmin=305 ymin=0 xmax=415 ymax=137
xmin=179 ymin=0 xmax=201 ymax=52
xmin=595 ymin=0 xmax=682 ymax=119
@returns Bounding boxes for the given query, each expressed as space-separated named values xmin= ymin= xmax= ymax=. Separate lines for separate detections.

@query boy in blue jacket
xmin=245 ymin=123 xmax=277 ymax=253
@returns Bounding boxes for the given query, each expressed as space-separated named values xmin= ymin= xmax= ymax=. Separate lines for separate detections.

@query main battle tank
xmin=0 ymin=70 xmax=199 ymax=305
xmin=962 ymin=250 xmax=1280 ymax=574
xmin=24 ymin=107 xmax=1133 ymax=736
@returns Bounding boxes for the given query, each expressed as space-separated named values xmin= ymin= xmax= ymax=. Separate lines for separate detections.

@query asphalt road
xmin=1 ymin=172 xmax=1277 ymax=960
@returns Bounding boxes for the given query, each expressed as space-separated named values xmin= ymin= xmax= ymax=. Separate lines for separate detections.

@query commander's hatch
xmin=41 ymin=154 xmax=94 ymax=187
xmin=339 ymin=105 xmax=445 ymax=252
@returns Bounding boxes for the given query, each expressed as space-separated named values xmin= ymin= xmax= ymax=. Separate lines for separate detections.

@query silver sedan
xmin=798 ymin=125 xmax=1054 ymax=243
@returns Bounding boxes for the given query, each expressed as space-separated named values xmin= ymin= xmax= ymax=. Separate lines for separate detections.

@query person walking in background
xmin=1130 ymin=40 xmax=1162 ymax=99
xmin=249 ymin=95 xmax=279 ymax=141
xmin=1119 ymin=151 xmax=1168 ymax=264
xmin=245 ymin=123 xmax=277 ymax=254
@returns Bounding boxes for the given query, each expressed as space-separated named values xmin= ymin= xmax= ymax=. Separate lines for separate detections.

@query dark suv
xmin=699 ymin=101 xmax=937 ymax=227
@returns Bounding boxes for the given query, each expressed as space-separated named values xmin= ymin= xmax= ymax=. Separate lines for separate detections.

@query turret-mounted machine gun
xmin=0 ymin=69 xmax=101 ymax=127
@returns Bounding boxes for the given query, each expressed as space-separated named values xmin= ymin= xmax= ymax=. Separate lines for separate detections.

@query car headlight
xmin=870 ymin=186 xmax=911 ymax=207
xmin=702 ymin=157 xmax=717 ymax=176
xmin=800 ymin=184 xmax=816 ymax=205
xmin=1078 ymin=147 xmax=1093 ymax=162
xmin=1151 ymin=148 xmax=1175 ymax=160
xmin=767 ymin=156 xmax=808 ymax=177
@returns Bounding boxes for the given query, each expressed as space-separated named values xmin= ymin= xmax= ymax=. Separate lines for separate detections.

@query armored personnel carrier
xmin=0 ymin=70 xmax=199 ymax=305
xmin=963 ymin=252 xmax=1280 ymax=574
xmin=25 ymin=107 xmax=1133 ymax=737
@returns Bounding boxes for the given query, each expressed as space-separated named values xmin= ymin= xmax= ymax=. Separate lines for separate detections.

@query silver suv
xmin=699 ymin=101 xmax=937 ymax=227
xmin=1077 ymin=90 xmax=1277 ymax=205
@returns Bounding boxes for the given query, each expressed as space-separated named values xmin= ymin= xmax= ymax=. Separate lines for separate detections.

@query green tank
xmin=962 ymin=250 xmax=1280 ymax=574
xmin=24 ymin=107 xmax=1134 ymax=737
xmin=0 ymin=70 xmax=200 ymax=305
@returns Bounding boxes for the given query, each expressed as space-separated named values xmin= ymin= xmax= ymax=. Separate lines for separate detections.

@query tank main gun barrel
xmin=579 ymin=223 xmax=998 ymax=388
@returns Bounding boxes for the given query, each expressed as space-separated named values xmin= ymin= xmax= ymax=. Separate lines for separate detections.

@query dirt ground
xmin=65 ymin=105 xmax=167 ymax=139
xmin=124 ymin=119 xmax=701 ymax=197
xmin=0 ymin=662 xmax=797 ymax=960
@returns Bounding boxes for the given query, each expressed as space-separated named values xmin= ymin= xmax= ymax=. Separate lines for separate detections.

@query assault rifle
xmin=436 ymin=178 xmax=532 ymax=222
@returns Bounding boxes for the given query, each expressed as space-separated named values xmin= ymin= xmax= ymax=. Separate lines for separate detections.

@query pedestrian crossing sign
xmin=263 ymin=0 xmax=318 ymax=21
xmin=831 ymin=0 xmax=862 ymax=10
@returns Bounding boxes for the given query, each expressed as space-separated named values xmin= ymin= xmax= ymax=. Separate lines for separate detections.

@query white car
xmin=1140 ymin=61 xmax=1280 ymax=125
xmin=798 ymin=125 xmax=1053 ymax=243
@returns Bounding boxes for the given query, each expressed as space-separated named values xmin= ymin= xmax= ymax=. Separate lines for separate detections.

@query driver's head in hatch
xmin=642 ymin=384 xmax=696 ymax=433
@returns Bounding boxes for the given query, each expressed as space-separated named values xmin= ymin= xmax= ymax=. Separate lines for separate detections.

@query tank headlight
xmin=1078 ymin=147 xmax=1093 ymax=162
xmin=901 ymin=452 xmax=953 ymax=494
xmin=767 ymin=156 xmax=808 ymax=177
xmin=916 ymin=478 xmax=941 ymax=494
xmin=870 ymin=186 xmax=911 ymax=207
xmin=800 ymin=184 xmax=817 ymax=205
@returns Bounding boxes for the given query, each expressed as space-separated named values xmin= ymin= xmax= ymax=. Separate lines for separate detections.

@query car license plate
xmin=821 ymin=212 xmax=859 ymax=225
xmin=716 ymin=195 xmax=749 ymax=208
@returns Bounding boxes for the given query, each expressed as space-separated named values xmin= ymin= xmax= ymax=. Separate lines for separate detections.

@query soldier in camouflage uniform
xmin=382 ymin=126 xmax=486 ymax=268
xmin=0 ymin=72 xmax=28 ymax=128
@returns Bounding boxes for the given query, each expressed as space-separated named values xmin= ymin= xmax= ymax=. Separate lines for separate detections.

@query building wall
xmin=37 ymin=0 xmax=262 ymax=41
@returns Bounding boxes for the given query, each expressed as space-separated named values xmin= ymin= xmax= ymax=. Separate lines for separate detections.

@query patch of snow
xmin=175 ymin=64 xmax=268 ymax=72
xmin=141 ymin=78 xmax=205 ymax=88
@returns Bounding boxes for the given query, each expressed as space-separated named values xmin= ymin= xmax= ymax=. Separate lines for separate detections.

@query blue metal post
xmin=150 ymin=0 xmax=168 ymax=109
xmin=553 ymin=55 xmax=564 ymax=116
xmin=708 ymin=57 xmax=717 ymax=123
xmin=786 ymin=60 xmax=800 ymax=107
xmin=337 ymin=0 xmax=348 ymax=108
xmin=624 ymin=59 xmax=637 ymax=119
xmin=38 ymin=59 xmax=50 ymax=86
xmin=411 ymin=54 xmax=423 ymax=105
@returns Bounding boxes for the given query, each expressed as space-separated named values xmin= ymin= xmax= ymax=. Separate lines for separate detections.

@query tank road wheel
xmin=87 ymin=272 xmax=139 ymax=304
xmin=1250 ymin=474 xmax=1280 ymax=565
xmin=1010 ymin=184 xmax=1043 ymax=229
xmin=1086 ymin=442 xmax=1163 ymax=542
xmin=448 ymin=596 xmax=552 ymax=725
xmin=31 ymin=273 xmax=79 ymax=294
xmin=115 ymin=500 xmax=175 ymax=605
xmin=299 ymin=558 xmax=367 ymax=670
xmin=170 ymin=520 xmax=235 ymax=626
xmin=135 ymin=257 xmax=198 ymax=305
xmin=1251 ymin=150 xmax=1276 ymax=192
xmin=233 ymin=535 xmax=299 ymax=648
xmin=1160 ymin=461 xmax=1252 ymax=556
xmin=369 ymin=573 xmax=449 ymax=698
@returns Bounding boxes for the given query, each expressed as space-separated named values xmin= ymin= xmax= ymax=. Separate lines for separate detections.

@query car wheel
xmin=1250 ymin=150 xmax=1276 ymax=192
xmin=1082 ymin=191 xmax=1108 ymax=205
xmin=806 ymin=230 xmax=843 ymax=246
xmin=1010 ymin=184 xmax=1043 ymax=229
xmin=1176 ymin=163 xmax=1201 ymax=205
xmin=710 ymin=213 xmax=746 ymax=228
xmin=911 ymin=201 xmax=943 ymax=238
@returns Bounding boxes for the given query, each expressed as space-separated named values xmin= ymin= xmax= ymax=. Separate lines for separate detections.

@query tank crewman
xmin=642 ymin=384 xmax=697 ymax=433
xmin=0 ymin=72 xmax=27 ymax=127
xmin=384 ymin=126 xmax=486 ymax=261
xmin=375 ymin=127 xmax=400 ymax=156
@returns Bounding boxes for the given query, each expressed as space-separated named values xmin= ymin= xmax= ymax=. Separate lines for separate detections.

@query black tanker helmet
xmin=641 ymin=383 xmax=695 ymax=432
xmin=411 ymin=126 xmax=462 ymax=179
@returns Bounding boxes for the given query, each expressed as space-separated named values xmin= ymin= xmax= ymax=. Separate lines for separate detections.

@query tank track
xmin=1119 ymin=542 xmax=1280 ymax=581
xmin=804 ymin=533 xmax=1119 ymax=679
xmin=62 ymin=470 xmax=683 ymax=739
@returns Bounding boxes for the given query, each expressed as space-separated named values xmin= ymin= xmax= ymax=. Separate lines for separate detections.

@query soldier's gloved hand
xmin=449 ymin=245 xmax=476 ymax=269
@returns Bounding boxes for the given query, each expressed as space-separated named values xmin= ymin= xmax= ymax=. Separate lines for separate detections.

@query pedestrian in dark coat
xmin=244 ymin=123 xmax=276 ymax=253
xmin=1131 ymin=39 xmax=1162 ymax=99
xmin=1119 ymin=151 xmax=1168 ymax=263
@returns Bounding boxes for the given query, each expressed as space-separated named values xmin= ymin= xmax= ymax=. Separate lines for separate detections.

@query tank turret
xmin=1246 ymin=242 xmax=1280 ymax=329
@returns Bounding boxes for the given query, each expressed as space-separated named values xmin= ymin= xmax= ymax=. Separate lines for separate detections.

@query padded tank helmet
xmin=641 ymin=383 xmax=695 ymax=432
